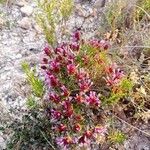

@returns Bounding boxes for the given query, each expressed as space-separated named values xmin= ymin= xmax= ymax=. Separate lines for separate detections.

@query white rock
xmin=20 ymin=5 xmax=33 ymax=16
xmin=15 ymin=54 xmax=22 ymax=59
xmin=18 ymin=17 xmax=31 ymax=30
xmin=16 ymin=0 xmax=28 ymax=7
xmin=0 ymin=17 xmax=6 ymax=28
xmin=0 ymin=136 xmax=6 ymax=150
xmin=34 ymin=24 xmax=43 ymax=34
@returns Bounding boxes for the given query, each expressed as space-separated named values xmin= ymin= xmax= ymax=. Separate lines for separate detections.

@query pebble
xmin=34 ymin=24 xmax=43 ymax=34
xmin=18 ymin=17 xmax=31 ymax=29
xmin=20 ymin=5 xmax=33 ymax=16
xmin=16 ymin=54 xmax=22 ymax=59
xmin=16 ymin=0 xmax=28 ymax=7
xmin=0 ymin=136 xmax=6 ymax=150
xmin=0 ymin=17 xmax=6 ymax=28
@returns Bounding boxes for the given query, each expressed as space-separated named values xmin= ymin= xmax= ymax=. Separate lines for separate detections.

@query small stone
xmin=0 ymin=136 xmax=6 ymax=150
xmin=34 ymin=24 xmax=43 ymax=34
xmin=94 ymin=0 xmax=106 ymax=8
xmin=16 ymin=0 xmax=28 ymax=7
xmin=0 ymin=17 xmax=6 ymax=28
xmin=20 ymin=5 xmax=33 ymax=16
xmin=16 ymin=54 xmax=22 ymax=59
xmin=18 ymin=17 xmax=31 ymax=30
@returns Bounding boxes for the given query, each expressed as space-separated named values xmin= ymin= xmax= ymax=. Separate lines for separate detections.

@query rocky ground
xmin=0 ymin=0 xmax=46 ymax=148
xmin=0 ymin=0 xmax=150 ymax=150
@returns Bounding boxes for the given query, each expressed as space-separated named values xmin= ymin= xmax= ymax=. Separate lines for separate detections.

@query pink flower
xmin=67 ymin=53 xmax=75 ymax=64
xmin=44 ymin=46 xmax=52 ymax=56
xmin=69 ymin=42 xmax=80 ymax=51
xmin=76 ymin=69 xmax=89 ymax=80
xmin=63 ymin=101 xmax=73 ymax=117
xmin=73 ymin=124 xmax=81 ymax=132
xmin=55 ymin=46 xmax=69 ymax=57
xmin=84 ymin=130 xmax=93 ymax=138
xmin=85 ymin=91 xmax=100 ymax=107
xmin=99 ymin=40 xmax=109 ymax=50
xmin=55 ymin=55 xmax=63 ymax=62
xmin=49 ymin=75 xmax=59 ymax=87
xmin=56 ymin=137 xmax=64 ymax=147
xmin=89 ymin=39 xmax=110 ymax=50
xmin=41 ymin=65 xmax=47 ymax=70
xmin=74 ymin=114 xmax=83 ymax=122
xmin=49 ymin=92 xmax=60 ymax=103
xmin=114 ymin=69 xmax=124 ymax=80
xmin=78 ymin=135 xmax=91 ymax=147
xmin=50 ymin=60 xmax=60 ymax=73
xmin=73 ymin=30 xmax=81 ymax=42
xmin=79 ymin=79 xmax=92 ymax=92
xmin=42 ymin=58 xmax=48 ymax=64
xmin=63 ymin=136 xmax=73 ymax=145
xmin=55 ymin=47 xmax=64 ymax=55
xmin=105 ymin=63 xmax=117 ymax=74
xmin=57 ymin=124 xmax=67 ymax=132
xmin=67 ymin=64 xmax=76 ymax=75
xmin=105 ymin=64 xmax=124 ymax=86
xmin=56 ymin=136 xmax=73 ymax=149
xmin=94 ymin=126 xmax=107 ymax=134
xmin=61 ymin=85 xmax=70 ymax=97
xmin=93 ymin=126 xmax=107 ymax=138
xmin=51 ymin=109 xmax=62 ymax=120
xmin=75 ymin=93 xmax=84 ymax=103
xmin=89 ymin=39 xmax=101 ymax=49
xmin=82 ymin=55 xmax=88 ymax=65
xmin=78 ymin=135 xmax=86 ymax=143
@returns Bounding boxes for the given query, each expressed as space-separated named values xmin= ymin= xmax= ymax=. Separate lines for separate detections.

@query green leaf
xmin=26 ymin=96 xmax=37 ymax=109
xmin=22 ymin=62 xmax=44 ymax=97
xmin=120 ymin=78 xmax=133 ymax=92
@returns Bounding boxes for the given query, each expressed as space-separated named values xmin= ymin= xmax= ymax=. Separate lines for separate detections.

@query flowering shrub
xmin=40 ymin=31 xmax=126 ymax=149
xmin=6 ymin=30 xmax=133 ymax=150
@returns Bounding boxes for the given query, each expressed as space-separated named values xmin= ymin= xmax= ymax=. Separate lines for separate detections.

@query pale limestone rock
xmin=16 ymin=0 xmax=28 ymax=7
xmin=20 ymin=5 xmax=33 ymax=16
xmin=0 ymin=17 xmax=6 ymax=28
xmin=18 ymin=17 xmax=31 ymax=29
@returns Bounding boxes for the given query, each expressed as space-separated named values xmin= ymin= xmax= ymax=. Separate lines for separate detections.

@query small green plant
xmin=103 ymin=77 xmax=133 ymax=105
xmin=106 ymin=0 xmax=127 ymax=32
xmin=26 ymin=96 xmax=38 ymax=109
xmin=136 ymin=0 xmax=150 ymax=21
xmin=120 ymin=78 xmax=133 ymax=93
xmin=22 ymin=62 xmax=44 ymax=97
xmin=60 ymin=0 xmax=74 ymax=20
xmin=0 ymin=0 xmax=6 ymax=4
xmin=7 ymin=110 xmax=53 ymax=150
xmin=36 ymin=0 xmax=74 ymax=46
xmin=108 ymin=130 xmax=126 ymax=144
xmin=105 ymin=92 xmax=125 ymax=105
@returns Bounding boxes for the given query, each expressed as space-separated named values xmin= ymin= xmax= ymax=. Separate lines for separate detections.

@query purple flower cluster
xmin=40 ymin=31 xmax=117 ymax=149
xmin=105 ymin=63 xmax=124 ymax=86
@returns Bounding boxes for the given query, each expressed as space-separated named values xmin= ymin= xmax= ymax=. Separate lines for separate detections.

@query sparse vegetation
xmin=108 ymin=130 xmax=126 ymax=144
xmin=22 ymin=62 xmax=44 ymax=97
xmin=2 ymin=0 xmax=150 ymax=149
xmin=36 ymin=0 xmax=74 ymax=46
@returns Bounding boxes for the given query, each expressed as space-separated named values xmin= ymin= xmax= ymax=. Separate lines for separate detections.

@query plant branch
xmin=113 ymin=114 xmax=150 ymax=137
xmin=40 ymin=130 xmax=56 ymax=150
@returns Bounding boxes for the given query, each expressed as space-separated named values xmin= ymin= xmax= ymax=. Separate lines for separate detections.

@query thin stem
xmin=113 ymin=114 xmax=150 ymax=137
xmin=40 ymin=130 xmax=56 ymax=150
xmin=134 ymin=5 xmax=150 ymax=19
